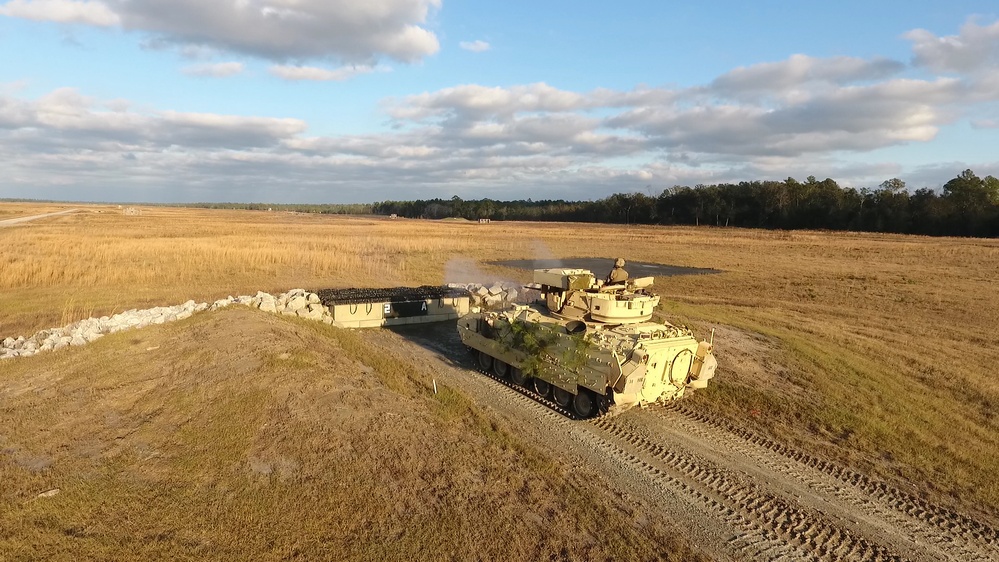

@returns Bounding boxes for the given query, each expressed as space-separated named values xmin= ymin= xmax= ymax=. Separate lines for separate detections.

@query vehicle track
xmin=0 ymin=209 xmax=78 ymax=227
xmin=641 ymin=403 xmax=999 ymax=560
xmin=650 ymin=404 xmax=999 ymax=560
xmin=472 ymin=342 xmax=998 ymax=559
xmin=379 ymin=324 xmax=998 ymax=561
xmin=590 ymin=415 xmax=904 ymax=562
xmin=466 ymin=330 xmax=998 ymax=559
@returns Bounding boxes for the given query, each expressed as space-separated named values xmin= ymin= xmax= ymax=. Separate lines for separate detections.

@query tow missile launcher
xmin=457 ymin=268 xmax=716 ymax=418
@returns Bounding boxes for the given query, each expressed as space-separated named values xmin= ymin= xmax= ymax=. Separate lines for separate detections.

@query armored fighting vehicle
xmin=458 ymin=268 xmax=717 ymax=418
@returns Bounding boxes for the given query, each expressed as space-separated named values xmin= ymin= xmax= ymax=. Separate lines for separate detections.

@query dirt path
xmin=363 ymin=323 xmax=999 ymax=562
xmin=0 ymin=209 xmax=78 ymax=227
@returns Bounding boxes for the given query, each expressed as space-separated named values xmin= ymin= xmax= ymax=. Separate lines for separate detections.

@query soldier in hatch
xmin=606 ymin=257 xmax=629 ymax=285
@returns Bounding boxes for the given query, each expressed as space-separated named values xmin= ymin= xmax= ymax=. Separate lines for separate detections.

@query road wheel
xmin=552 ymin=387 xmax=572 ymax=408
xmin=492 ymin=359 xmax=509 ymax=378
xmin=572 ymin=390 xmax=597 ymax=418
xmin=533 ymin=378 xmax=551 ymax=397
xmin=510 ymin=367 xmax=528 ymax=386
xmin=477 ymin=350 xmax=493 ymax=371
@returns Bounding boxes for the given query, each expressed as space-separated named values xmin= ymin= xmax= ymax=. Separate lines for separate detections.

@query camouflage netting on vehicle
xmin=314 ymin=286 xmax=469 ymax=306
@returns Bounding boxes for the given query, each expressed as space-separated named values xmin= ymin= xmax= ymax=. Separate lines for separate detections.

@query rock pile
xmin=210 ymin=289 xmax=333 ymax=324
xmin=447 ymin=282 xmax=532 ymax=309
xmin=1 ymin=289 xmax=333 ymax=361
xmin=1 ymin=283 xmax=524 ymax=361
xmin=1 ymin=300 xmax=208 ymax=360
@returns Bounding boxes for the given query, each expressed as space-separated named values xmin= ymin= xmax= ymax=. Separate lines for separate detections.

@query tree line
xmin=373 ymin=169 xmax=999 ymax=238
xmin=182 ymin=202 xmax=374 ymax=214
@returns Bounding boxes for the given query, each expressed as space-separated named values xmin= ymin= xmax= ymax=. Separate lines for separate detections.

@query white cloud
xmin=906 ymin=18 xmax=999 ymax=74
xmin=0 ymin=87 xmax=305 ymax=149
xmin=268 ymin=64 xmax=383 ymax=81
xmin=0 ymin=0 xmax=119 ymax=26
xmin=2 ymin=62 xmax=991 ymax=202
xmin=712 ymin=54 xmax=905 ymax=96
xmin=459 ymin=40 xmax=490 ymax=52
xmin=4 ymin=17 xmax=999 ymax=202
xmin=387 ymin=82 xmax=587 ymax=121
xmin=182 ymin=62 xmax=245 ymax=78
xmin=971 ymin=118 xmax=999 ymax=129
xmin=0 ymin=79 xmax=31 ymax=96
xmin=1 ymin=0 xmax=441 ymax=64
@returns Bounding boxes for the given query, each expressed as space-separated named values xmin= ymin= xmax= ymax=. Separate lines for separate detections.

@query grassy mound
xmin=0 ymin=307 xmax=704 ymax=561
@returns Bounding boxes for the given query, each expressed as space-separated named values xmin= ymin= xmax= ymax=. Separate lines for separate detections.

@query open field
xmin=0 ymin=203 xmax=79 ymax=222
xmin=2 ymin=202 xmax=998 ymax=558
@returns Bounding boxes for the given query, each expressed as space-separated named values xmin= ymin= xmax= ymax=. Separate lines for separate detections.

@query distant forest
xmin=11 ymin=169 xmax=995 ymax=237
xmin=372 ymin=169 xmax=999 ymax=238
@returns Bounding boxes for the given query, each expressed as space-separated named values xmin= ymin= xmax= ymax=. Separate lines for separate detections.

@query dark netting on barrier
xmin=314 ymin=286 xmax=470 ymax=306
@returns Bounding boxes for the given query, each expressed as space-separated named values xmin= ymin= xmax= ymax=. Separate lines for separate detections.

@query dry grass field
xmin=1 ymin=307 xmax=701 ymax=561
xmin=2 ymin=202 xmax=998 ymax=556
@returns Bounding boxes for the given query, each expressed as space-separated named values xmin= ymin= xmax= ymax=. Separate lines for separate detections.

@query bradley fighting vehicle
xmin=458 ymin=268 xmax=717 ymax=418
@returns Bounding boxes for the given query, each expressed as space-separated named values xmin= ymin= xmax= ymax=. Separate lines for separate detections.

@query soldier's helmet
xmin=615 ymin=257 xmax=626 ymax=268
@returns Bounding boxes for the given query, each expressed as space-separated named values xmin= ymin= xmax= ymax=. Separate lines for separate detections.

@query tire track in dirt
xmin=0 ymin=209 xmax=78 ymax=227
xmin=590 ymin=416 xmax=903 ymax=562
xmin=634 ymin=403 xmax=999 ymax=561
xmin=468 ymin=358 xmax=868 ymax=562
xmin=375 ymin=324 xmax=997 ymax=561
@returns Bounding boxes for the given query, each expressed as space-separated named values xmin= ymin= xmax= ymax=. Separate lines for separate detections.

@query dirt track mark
xmin=644 ymin=403 xmax=999 ymax=561
xmin=0 ymin=209 xmax=78 ymax=227
xmin=590 ymin=416 xmax=903 ymax=562
xmin=376 ymin=324 xmax=999 ymax=561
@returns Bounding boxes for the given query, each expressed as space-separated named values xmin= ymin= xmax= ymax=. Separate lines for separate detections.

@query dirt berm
xmin=0 ymin=307 xmax=706 ymax=561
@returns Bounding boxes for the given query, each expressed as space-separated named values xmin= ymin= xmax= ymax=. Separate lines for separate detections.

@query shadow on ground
xmin=387 ymin=320 xmax=473 ymax=370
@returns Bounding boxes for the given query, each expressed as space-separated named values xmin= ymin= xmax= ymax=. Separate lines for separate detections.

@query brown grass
xmin=2 ymin=203 xmax=998 ymax=519
xmin=0 ymin=202 xmax=76 ymax=219
xmin=0 ymin=307 xmax=704 ymax=561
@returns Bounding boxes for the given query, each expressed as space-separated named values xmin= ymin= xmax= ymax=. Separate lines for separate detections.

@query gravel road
xmin=363 ymin=322 xmax=999 ymax=562
xmin=0 ymin=209 xmax=78 ymax=227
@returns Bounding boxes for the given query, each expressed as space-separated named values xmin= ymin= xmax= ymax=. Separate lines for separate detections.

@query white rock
xmin=70 ymin=336 xmax=87 ymax=347
xmin=305 ymin=307 xmax=325 ymax=320
xmin=286 ymin=296 xmax=308 ymax=312
xmin=505 ymin=288 xmax=518 ymax=301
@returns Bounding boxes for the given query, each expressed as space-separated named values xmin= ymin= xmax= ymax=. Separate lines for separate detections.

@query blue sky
xmin=1 ymin=0 xmax=998 ymax=203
